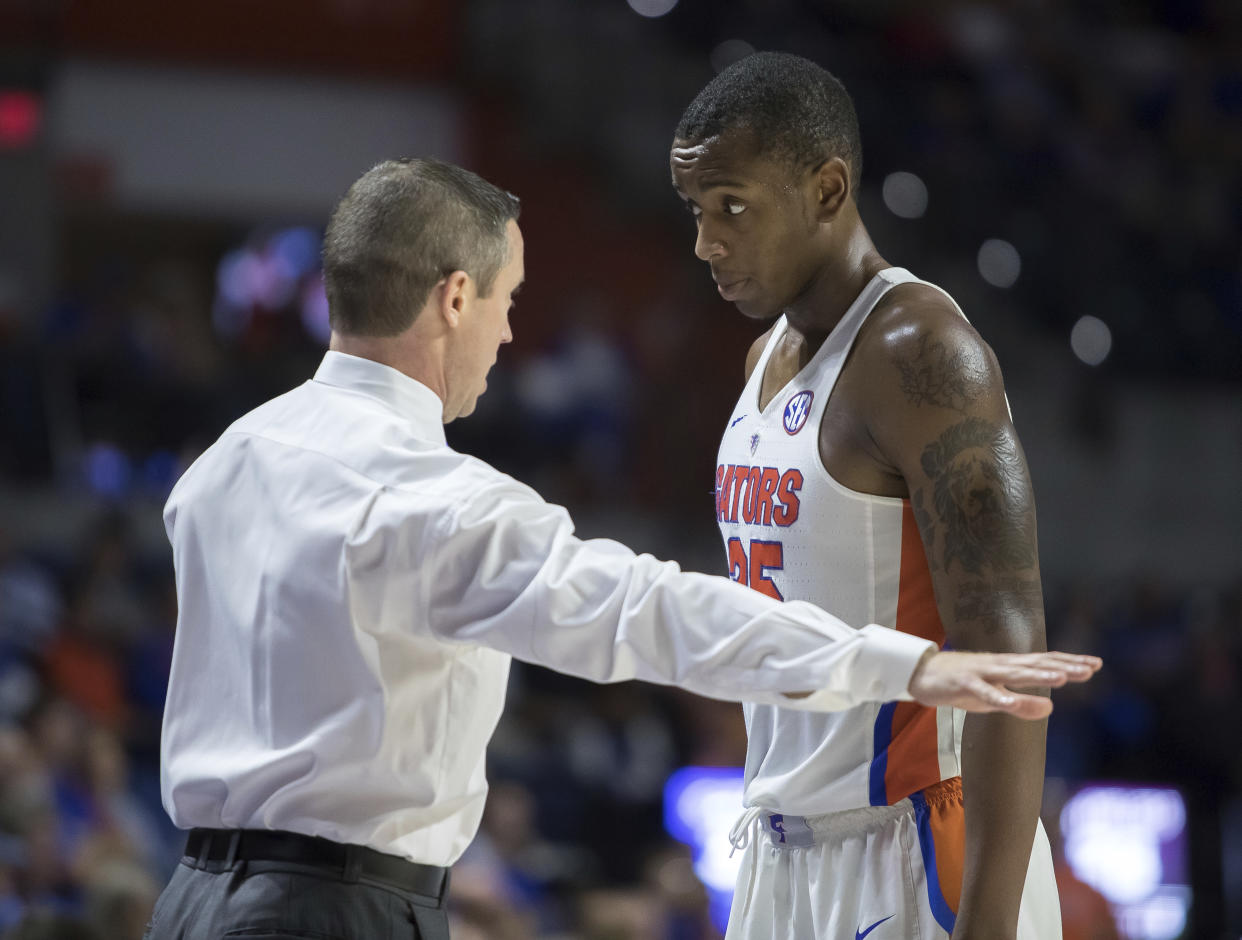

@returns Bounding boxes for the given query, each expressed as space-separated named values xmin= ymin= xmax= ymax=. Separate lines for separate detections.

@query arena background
xmin=0 ymin=0 xmax=1239 ymax=937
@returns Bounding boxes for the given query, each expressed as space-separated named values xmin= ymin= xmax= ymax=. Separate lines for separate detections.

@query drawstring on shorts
xmin=728 ymin=806 xmax=764 ymax=919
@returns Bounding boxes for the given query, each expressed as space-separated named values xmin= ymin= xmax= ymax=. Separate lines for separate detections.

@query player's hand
xmin=906 ymin=650 xmax=1101 ymax=719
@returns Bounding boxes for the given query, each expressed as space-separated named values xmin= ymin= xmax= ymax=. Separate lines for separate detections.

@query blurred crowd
xmin=0 ymin=501 xmax=1239 ymax=938
xmin=465 ymin=0 xmax=1242 ymax=381
xmin=0 ymin=515 xmax=178 ymax=940
xmin=0 ymin=242 xmax=1240 ymax=934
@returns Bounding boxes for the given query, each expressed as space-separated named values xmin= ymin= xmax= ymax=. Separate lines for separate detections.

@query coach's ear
xmin=436 ymin=270 xmax=472 ymax=329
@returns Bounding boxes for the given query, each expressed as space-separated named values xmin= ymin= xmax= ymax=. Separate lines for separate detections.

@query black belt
xmin=185 ymin=828 xmax=449 ymax=900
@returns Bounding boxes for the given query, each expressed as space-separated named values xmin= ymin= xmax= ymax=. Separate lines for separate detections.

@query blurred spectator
xmin=1053 ymin=863 xmax=1122 ymax=940
xmin=42 ymin=609 xmax=127 ymax=735
xmin=81 ymin=860 xmax=158 ymax=940
xmin=457 ymin=781 xmax=576 ymax=928
xmin=641 ymin=843 xmax=720 ymax=940
xmin=0 ymin=914 xmax=100 ymax=940
xmin=1043 ymin=783 xmax=1121 ymax=940
xmin=575 ymin=887 xmax=668 ymax=940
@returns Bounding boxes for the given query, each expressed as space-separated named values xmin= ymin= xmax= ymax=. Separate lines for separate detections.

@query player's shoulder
xmin=849 ymin=277 xmax=1008 ymax=421
xmin=858 ymin=278 xmax=998 ymax=374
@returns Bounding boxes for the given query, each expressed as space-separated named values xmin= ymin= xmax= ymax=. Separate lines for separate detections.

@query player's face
xmin=451 ymin=220 xmax=523 ymax=420
xmin=671 ymin=132 xmax=824 ymax=320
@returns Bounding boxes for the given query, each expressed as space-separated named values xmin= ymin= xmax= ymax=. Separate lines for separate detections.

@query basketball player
xmin=672 ymin=54 xmax=1062 ymax=938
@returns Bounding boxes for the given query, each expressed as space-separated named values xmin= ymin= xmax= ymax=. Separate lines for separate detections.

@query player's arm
xmin=864 ymin=295 xmax=1048 ymax=940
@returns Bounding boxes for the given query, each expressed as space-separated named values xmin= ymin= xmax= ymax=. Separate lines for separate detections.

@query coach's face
xmin=447 ymin=220 xmax=524 ymax=420
xmin=671 ymin=130 xmax=832 ymax=320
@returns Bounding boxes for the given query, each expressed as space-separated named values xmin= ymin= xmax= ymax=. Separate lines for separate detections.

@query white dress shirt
xmin=161 ymin=351 xmax=934 ymax=866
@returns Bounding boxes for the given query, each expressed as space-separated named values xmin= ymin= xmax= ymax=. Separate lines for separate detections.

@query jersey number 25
xmin=727 ymin=537 xmax=784 ymax=600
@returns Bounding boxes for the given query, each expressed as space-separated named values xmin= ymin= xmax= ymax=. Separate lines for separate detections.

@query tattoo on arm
xmin=894 ymin=333 xmax=989 ymax=413
xmin=911 ymin=488 xmax=938 ymax=572
xmin=954 ymin=578 xmax=1043 ymax=623
xmin=919 ymin=418 xmax=1037 ymax=576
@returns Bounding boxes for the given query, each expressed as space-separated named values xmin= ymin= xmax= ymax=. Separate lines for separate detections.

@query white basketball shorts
xmin=724 ymin=777 xmax=1061 ymax=940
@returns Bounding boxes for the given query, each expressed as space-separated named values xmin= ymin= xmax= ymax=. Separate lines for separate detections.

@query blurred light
xmin=1071 ymin=315 xmax=1113 ymax=366
xmin=141 ymin=450 xmax=180 ymax=497
xmin=947 ymin=4 xmax=1013 ymax=62
xmin=1060 ymin=784 xmax=1189 ymax=939
xmin=664 ymin=766 xmax=744 ymax=932
xmin=0 ymin=91 xmax=41 ymax=149
xmin=1069 ymin=827 xmax=1160 ymax=903
xmin=516 ymin=355 xmax=576 ymax=418
xmin=253 ymin=253 xmax=297 ymax=309
xmin=83 ymin=442 xmax=132 ymax=499
xmin=272 ymin=227 xmax=321 ymax=279
xmin=217 ymin=249 xmax=257 ymax=310
xmin=977 ymin=238 xmax=1021 ymax=288
xmin=626 ymin=0 xmax=678 ymax=17
xmin=1116 ymin=890 xmax=1188 ymax=939
xmin=710 ymin=40 xmax=755 ymax=74
xmin=214 ymin=227 xmax=326 ymax=342
xmin=881 ymin=171 xmax=928 ymax=219
xmin=214 ymin=250 xmax=257 ymax=338
xmin=301 ymin=273 xmax=331 ymax=345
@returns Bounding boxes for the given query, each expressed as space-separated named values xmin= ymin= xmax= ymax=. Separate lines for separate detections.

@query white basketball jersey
xmin=716 ymin=267 xmax=966 ymax=815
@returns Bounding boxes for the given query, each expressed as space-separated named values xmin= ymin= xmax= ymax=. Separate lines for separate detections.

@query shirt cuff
xmin=794 ymin=625 xmax=936 ymax=711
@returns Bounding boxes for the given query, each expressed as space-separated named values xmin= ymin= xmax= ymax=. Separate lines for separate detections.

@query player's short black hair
xmin=323 ymin=158 xmax=521 ymax=337
xmin=675 ymin=51 xmax=862 ymax=184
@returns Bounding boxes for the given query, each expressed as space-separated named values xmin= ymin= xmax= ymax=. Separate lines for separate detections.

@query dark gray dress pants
xmin=142 ymin=857 xmax=451 ymax=940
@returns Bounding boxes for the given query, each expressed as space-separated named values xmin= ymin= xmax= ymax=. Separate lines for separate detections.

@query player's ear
xmin=813 ymin=157 xmax=851 ymax=222
xmin=436 ymin=270 xmax=472 ymax=329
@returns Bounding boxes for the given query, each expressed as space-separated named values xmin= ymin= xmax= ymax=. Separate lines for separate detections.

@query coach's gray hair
xmin=322 ymin=158 xmax=521 ymax=337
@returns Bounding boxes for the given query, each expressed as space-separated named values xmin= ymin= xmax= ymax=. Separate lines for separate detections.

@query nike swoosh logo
xmin=730 ymin=415 xmax=747 ymax=427
xmin=856 ymin=914 xmax=895 ymax=940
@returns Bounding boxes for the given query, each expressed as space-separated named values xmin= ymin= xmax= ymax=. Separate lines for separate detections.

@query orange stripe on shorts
xmin=924 ymin=777 xmax=965 ymax=914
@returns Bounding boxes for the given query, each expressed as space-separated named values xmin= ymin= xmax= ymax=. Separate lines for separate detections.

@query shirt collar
xmin=313 ymin=351 xmax=447 ymax=445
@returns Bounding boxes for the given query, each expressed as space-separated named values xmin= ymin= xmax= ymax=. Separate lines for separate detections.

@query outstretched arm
xmin=411 ymin=471 xmax=934 ymax=710
xmin=397 ymin=464 xmax=1095 ymax=716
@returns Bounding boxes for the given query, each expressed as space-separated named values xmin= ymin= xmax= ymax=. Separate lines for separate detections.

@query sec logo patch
xmin=783 ymin=390 xmax=814 ymax=435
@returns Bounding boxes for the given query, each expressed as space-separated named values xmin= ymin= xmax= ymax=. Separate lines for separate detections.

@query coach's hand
xmin=906 ymin=650 xmax=1101 ymax=719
